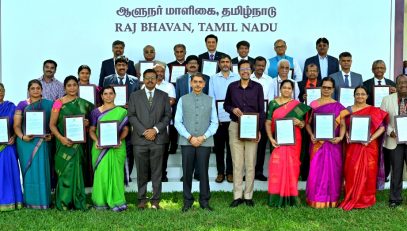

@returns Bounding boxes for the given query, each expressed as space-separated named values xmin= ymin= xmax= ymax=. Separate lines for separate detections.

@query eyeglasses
xmin=144 ymin=77 xmax=157 ymax=80
xmin=239 ymin=68 xmax=251 ymax=71
xmin=274 ymin=45 xmax=286 ymax=49
xmin=144 ymin=50 xmax=155 ymax=54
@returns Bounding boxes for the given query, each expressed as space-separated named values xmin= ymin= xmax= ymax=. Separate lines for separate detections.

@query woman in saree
xmin=266 ymin=80 xmax=311 ymax=207
xmin=339 ymin=86 xmax=388 ymax=211
xmin=89 ymin=86 xmax=128 ymax=211
xmin=49 ymin=75 xmax=93 ymax=210
xmin=305 ymin=77 xmax=346 ymax=208
xmin=0 ymin=83 xmax=23 ymax=211
xmin=13 ymin=80 xmax=53 ymax=209
xmin=77 ymin=65 xmax=100 ymax=187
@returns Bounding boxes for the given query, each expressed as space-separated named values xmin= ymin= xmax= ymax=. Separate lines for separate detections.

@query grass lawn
xmin=1 ymin=190 xmax=407 ymax=230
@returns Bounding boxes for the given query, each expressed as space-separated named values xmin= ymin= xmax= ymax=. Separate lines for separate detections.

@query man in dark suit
xmin=231 ymin=40 xmax=255 ymax=67
xmin=128 ymin=69 xmax=172 ymax=210
xmin=103 ymin=56 xmax=140 ymax=181
xmin=167 ymin=44 xmax=187 ymax=83
xmin=329 ymin=52 xmax=363 ymax=100
xmin=198 ymin=34 xmax=226 ymax=75
xmin=303 ymin=37 xmax=339 ymax=80
xmin=99 ymin=40 xmax=136 ymax=87
xmin=298 ymin=63 xmax=322 ymax=103
xmin=135 ymin=45 xmax=167 ymax=78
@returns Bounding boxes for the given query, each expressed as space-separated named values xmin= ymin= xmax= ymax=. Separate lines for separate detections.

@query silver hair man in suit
xmin=329 ymin=52 xmax=363 ymax=100
xmin=128 ymin=69 xmax=172 ymax=210
xmin=175 ymin=72 xmax=218 ymax=212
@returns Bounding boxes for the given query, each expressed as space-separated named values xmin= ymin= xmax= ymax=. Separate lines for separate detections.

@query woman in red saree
xmin=266 ymin=80 xmax=310 ymax=207
xmin=339 ymin=86 xmax=388 ymax=211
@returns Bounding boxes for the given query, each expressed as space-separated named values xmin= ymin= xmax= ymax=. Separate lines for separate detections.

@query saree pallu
xmin=17 ymin=99 xmax=53 ymax=209
xmin=0 ymin=101 xmax=23 ymax=211
xmin=54 ymin=98 xmax=93 ymax=210
xmin=91 ymin=107 xmax=128 ymax=211
xmin=305 ymin=102 xmax=345 ymax=208
xmin=339 ymin=106 xmax=388 ymax=211
xmin=268 ymin=100 xmax=310 ymax=207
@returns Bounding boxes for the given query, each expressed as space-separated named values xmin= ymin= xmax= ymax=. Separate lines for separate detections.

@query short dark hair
xmin=353 ymin=85 xmax=368 ymax=96
xmin=218 ymin=54 xmax=232 ymax=62
xmin=190 ymin=72 xmax=205 ymax=82
xmin=305 ymin=63 xmax=319 ymax=72
xmin=316 ymin=37 xmax=329 ymax=46
xmin=205 ymin=34 xmax=218 ymax=43
xmin=43 ymin=60 xmax=57 ymax=69
xmin=280 ymin=79 xmax=294 ymax=90
xmin=64 ymin=75 xmax=79 ymax=88
xmin=173 ymin=44 xmax=186 ymax=51
xmin=100 ymin=85 xmax=116 ymax=96
xmin=185 ymin=55 xmax=199 ymax=64
xmin=238 ymin=59 xmax=251 ymax=71
xmin=115 ymin=56 xmax=128 ymax=65
xmin=236 ymin=40 xmax=250 ymax=49
xmin=339 ymin=52 xmax=352 ymax=59
xmin=254 ymin=56 xmax=267 ymax=64
xmin=143 ymin=69 xmax=157 ymax=78
xmin=112 ymin=40 xmax=125 ymax=47
xmin=321 ymin=76 xmax=336 ymax=89
xmin=27 ymin=79 xmax=42 ymax=91
xmin=77 ymin=65 xmax=91 ymax=75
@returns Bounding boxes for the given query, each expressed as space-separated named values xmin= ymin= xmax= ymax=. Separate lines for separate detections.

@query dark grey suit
xmin=329 ymin=71 xmax=363 ymax=100
xmin=128 ymin=89 xmax=172 ymax=204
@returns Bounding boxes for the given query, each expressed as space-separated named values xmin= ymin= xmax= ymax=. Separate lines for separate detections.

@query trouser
xmin=134 ymin=144 xmax=164 ymax=204
xmin=229 ymin=121 xmax=258 ymax=200
xmin=255 ymin=127 xmax=267 ymax=176
xmin=389 ymin=144 xmax=407 ymax=203
xmin=181 ymin=146 xmax=211 ymax=207
xmin=214 ymin=122 xmax=233 ymax=175
xmin=162 ymin=143 xmax=170 ymax=178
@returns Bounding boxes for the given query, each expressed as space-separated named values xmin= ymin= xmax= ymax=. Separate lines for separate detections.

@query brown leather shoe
xmin=226 ymin=174 xmax=233 ymax=183
xmin=137 ymin=201 xmax=147 ymax=210
xmin=151 ymin=202 xmax=161 ymax=210
xmin=215 ymin=174 xmax=225 ymax=183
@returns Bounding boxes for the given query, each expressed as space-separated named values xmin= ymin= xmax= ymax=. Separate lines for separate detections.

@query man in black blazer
xmin=198 ymin=34 xmax=226 ymax=75
xmin=231 ymin=40 xmax=255 ymax=67
xmin=303 ymin=37 xmax=339 ymax=80
xmin=99 ymin=40 xmax=136 ymax=86
xmin=128 ymin=69 xmax=172 ymax=210
xmin=167 ymin=44 xmax=187 ymax=83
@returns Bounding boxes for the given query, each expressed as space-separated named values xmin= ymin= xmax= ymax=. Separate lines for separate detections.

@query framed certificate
xmin=24 ymin=110 xmax=45 ymax=137
xmin=275 ymin=118 xmax=295 ymax=145
xmin=339 ymin=87 xmax=354 ymax=108
xmin=314 ymin=113 xmax=335 ymax=140
xmin=232 ymin=64 xmax=239 ymax=73
xmin=113 ymin=85 xmax=128 ymax=106
xmin=139 ymin=61 xmax=155 ymax=81
xmin=395 ymin=115 xmax=407 ymax=144
xmin=0 ymin=117 xmax=9 ymax=144
xmin=64 ymin=115 xmax=86 ymax=143
xmin=238 ymin=113 xmax=259 ymax=140
xmin=305 ymin=88 xmax=321 ymax=106
xmin=169 ymin=65 xmax=186 ymax=83
xmin=264 ymin=100 xmax=269 ymax=113
xmin=79 ymin=84 xmax=96 ymax=105
xmin=349 ymin=115 xmax=371 ymax=143
xmin=373 ymin=85 xmax=390 ymax=107
xmin=202 ymin=59 xmax=218 ymax=77
xmin=215 ymin=100 xmax=225 ymax=118
xmin=98 ymin=120 xmax=119 ymax=148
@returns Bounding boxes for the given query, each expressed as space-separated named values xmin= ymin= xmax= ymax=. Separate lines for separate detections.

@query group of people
xmin=1 ymin=34 xmax=406 ymax=213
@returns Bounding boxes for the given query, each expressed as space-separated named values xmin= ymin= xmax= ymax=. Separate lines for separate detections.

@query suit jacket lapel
xmin=141 ymin=90 xmax=150 ymax=109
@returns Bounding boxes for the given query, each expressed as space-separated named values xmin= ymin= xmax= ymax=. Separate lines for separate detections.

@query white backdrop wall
xmin=1 ymin=0 xmax=395 ymax=102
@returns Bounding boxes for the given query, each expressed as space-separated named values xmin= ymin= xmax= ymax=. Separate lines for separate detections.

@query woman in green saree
xmin=49 ymin=76 xmax=93 ymax=210
xmin=89 ymin=86 xmax=128 ymax=211
xmin=14 ymin=80 xmax=53 ymax=209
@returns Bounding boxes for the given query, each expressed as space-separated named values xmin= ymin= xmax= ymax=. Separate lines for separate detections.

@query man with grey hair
xmin=175 ymin=72 xmax=218 ymax=212
xmin=363 ymin=60 xmax=396 ymax=106
xmin=135 ymin=45 xmax=168 ymax=78
xmin=271 ymin=59 xmax=300 ymax=100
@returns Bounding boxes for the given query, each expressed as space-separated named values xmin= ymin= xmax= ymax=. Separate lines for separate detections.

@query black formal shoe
xmin=182 ymin=205 xmax=192 ymax=212
xmin=200 ymin=205 xmax=214 ymax=212
xmin=389 ymin=202 xmax=401 ymax=208
xmin=229 ymin=198 xmax=244 ymax=208
xmin=180 ymin=176 xmax=184 ymax=182
xmin=255 ymin=174 xmax=267 ymax=181
xmin=245 ymin=199 xmax=255 ymax=207
xmin=162 ymin=176 xmax=168 ymax=182
xmin=194 ymin=175 xmax=200 ymax=181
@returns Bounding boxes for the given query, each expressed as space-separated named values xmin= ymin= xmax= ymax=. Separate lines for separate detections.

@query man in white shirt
xmin=271 ymin=59 xmax=300 ymax=100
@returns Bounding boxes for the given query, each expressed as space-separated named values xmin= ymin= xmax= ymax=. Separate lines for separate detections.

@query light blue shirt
xmin=319 ymin=55 xmax=328 ymax=78
xmin=174 ymin=95 xmax=219 ymax=139
xmin=208 ymin=71 xmax=240 ymax=122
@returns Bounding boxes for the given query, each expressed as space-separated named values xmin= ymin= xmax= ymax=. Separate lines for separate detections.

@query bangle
xmin=187 ymin=136 xmax=192 ymax=142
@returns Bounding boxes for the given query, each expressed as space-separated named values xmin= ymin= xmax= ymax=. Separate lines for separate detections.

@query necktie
xmin=148 ymin=91 xmax=153 ymax=106
xmin=378 ymin=80 xmax=382 ymax=86
xmin=119 ymin=77 xmax=124 ymax=85
xmin=400 ymin=98 xmax=406 ymax=115
xmin=309 ymin=83 xmax=315 ymax=88
xmin=344 ymin=75 xmax=349 ymax=87
xmin=209 ymin=54 xmax=214 ymax=61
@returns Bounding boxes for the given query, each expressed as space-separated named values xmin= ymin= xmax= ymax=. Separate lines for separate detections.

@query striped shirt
xmin=37 ymin=76 xmax=65 ymax=100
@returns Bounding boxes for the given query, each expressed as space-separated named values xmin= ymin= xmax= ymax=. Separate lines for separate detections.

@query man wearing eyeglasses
xmin=303 ymin=37 xmax=339 ymax=80
xmin=271 ymin=59 xmax=300 ymax=100
xmin=224 ymin=59 xmax=265 ymax=208
xmin=266 ymin=39 xmax=303 ymax=81
xmin=135 ymin=45 xmax=168 ymax=78
xmin=98 ymin=40 xmax=136 ymax=87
